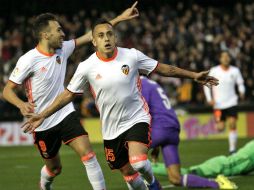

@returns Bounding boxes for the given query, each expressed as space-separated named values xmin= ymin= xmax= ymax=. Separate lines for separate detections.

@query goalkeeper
xmin=152 ymin=140 xmax=254 ymax=178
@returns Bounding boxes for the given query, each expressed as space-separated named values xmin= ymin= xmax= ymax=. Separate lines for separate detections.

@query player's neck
xmin=220 ymin=64 xmax=230 ymax=71
xmin=37 ymin=42 xmax=55 ymax=56
xmin=96 ymin=48 xmax=118 ymax=62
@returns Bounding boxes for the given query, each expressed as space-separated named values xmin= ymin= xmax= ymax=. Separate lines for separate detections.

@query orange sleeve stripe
xmin=129 ymin=154 xmax=148 ymax=164
xmin=81 ymin=152 xmax=96 ymax=162
xmin=150 ymin=61 xmax=159 ymax=75
xmin=8 ymin=79 xmax=21 ymax=86
xmin=123 ymin=172 xmax=139 ymax=182
xmin=66 ymin=88 xmax=83 ymax=95
xmin=74 ymin=39 xmax=77 ymax=48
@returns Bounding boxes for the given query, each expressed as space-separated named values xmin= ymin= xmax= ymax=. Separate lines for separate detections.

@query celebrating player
xmin=22 ymin=18 xmax=218 ymax=190
xmin=141 ymin=76 xmax=237 ymax=189
xmin=2 ymin=3 xmax=139 ymax=190
xmin=203 ymin=51 xmax=245 ymax=154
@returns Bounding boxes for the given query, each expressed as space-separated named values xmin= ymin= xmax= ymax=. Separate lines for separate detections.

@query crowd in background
xmin=1 ymin=1 xmax=254 ymax=119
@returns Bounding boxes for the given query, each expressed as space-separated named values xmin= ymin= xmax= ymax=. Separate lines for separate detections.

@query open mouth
xmin=105 ymin=44 xmax=111 ymax=49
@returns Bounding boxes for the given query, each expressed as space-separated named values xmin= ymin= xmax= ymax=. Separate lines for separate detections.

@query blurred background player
xmin=203 ymin=51 xmax=245 ymax=154
xmin=141 ymin=76 xmax=237 ymax=189
xmin=2 ymin=4 xmax=139 ymax=190
xmin=153 ymin=140 xmax=254 ymax=178
xmin=22 ymin=17 xmax=219 ymax=190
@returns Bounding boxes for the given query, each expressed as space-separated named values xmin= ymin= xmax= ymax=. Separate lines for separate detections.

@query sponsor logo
xmin=121 ymin=65 xmax=129 ymax=75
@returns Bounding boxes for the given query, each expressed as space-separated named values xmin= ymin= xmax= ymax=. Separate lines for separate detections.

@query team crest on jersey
xmin=56 ymin=56 xmax=61 ymax=64
xmin=121 ymin=65 xmax=129 ymax=75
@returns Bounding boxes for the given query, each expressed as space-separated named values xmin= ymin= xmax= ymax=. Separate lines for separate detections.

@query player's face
xmin=220 ymin=52 xmax=231 ymax=67
xmin=45 ymin=21 xmax=65 ymax=49
xmin=92 ymin=24 xmax=116 ymax=55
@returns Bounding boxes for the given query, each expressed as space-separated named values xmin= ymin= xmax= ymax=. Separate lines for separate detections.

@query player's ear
xmin=92 ymin=38 xmax=97 ymax=47
xmin=42 ymin=31 xmax=50 ymax=40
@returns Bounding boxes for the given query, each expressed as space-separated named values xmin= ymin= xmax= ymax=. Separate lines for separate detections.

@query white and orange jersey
xmin=204 ymin=65 xmax=245 ymax=109
xmin=9 ymin=40 xmax=76 ymax=131
xmin=67 ymin=47 xmax=158 ymax=140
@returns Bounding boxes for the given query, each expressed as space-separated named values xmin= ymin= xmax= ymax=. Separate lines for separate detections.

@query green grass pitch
xmin=0 ymin=138 xmax=253 ymax=190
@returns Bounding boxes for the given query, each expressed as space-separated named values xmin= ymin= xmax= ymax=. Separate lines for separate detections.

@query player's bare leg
xmin=215 ymin=121 xmax=226 ymax=132
xmin=128 ymin=142 xmax=161 ymax=189
xmin=40 ymin=154 xmax=62 ymax=190
xmin=227 ymin=116 xmax=238 ymax=154
xmin=120 ymin=162 xmax=147 ymax=190
xmin=167 ymin=163 xmax=219 ymax=188
xmin=69 ymin=136 xmax=106 ymax=190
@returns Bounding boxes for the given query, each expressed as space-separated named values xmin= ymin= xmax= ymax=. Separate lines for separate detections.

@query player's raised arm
xmin=75 ymin=1 xmax=139 ymax=47
xmin=22 ymin=89 xmax=75 ymax=133
xmin=154 ymin=63 xmax=219 ymax=88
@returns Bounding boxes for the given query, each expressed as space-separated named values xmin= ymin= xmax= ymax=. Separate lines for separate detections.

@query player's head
xmin=33 ymin=13 xmax=65 ymax=49
xmin=219 ymin=50 xmax=231 ymax=67
xmin=91 ymin=19 xmax=117 ymax=56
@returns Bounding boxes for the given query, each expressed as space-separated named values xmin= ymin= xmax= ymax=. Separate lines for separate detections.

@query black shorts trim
xmin=104 ymin=122 xmax=150 ymax=170
xmin=214 ymin=106 xmax=238 ymax=122
xmin=34 ymin=111 xmax=88 ymax=159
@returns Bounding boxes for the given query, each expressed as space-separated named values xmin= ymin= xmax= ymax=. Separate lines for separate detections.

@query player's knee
xmin=129 ymin=154 xmax=148 ymax=173
xmin=120 ymin=164 xmax=136 ymax=176
xmin=168 ymin=171 xmax=181 ymax=185
xmin=48 ymin=166 xmax=62 ymax=176
xmin=81 ymin=151 xmax=96 ymax=163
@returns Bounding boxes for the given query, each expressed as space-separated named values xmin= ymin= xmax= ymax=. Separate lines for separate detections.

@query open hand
xmin=194 ymin=71 xmax=219 ymax=88
xmin=118 ymin=1 xmax=139 ymax=21
xmin=21 ymin=113 xmax=45 ymax=134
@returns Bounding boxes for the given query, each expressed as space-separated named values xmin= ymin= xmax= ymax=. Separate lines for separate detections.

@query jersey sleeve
xmin=67 ymin=62 xmax=87 ymax=94
xmin=134 ymin=49 xmax=158 ymax=75
xmin=9 ymin=56 xmax=32 ymax=84
xmin=235 ymin=68 xmax=245 ymax=95
xmin=62 ymin=40 xmax=76 ymax=58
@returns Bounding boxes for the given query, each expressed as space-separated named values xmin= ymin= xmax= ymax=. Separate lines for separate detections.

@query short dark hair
xmin=33 ymin=13 xmax=57 ymax=42
xmin=91 ymin=18 xmax=113 ymax=35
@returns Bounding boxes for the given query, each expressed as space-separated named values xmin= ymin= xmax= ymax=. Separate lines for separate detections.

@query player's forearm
xmin=3 ymin=86 xmax=24 ymax=109
xmin=75 ymin=31 xmax=92 ymax=47
xmin=40 ymin=90 xmax=75 ymax=118
xmin=238 ymin=83 xmax=245 ymax=95
xmin=155 ymin=63 xmax=197 ymax=79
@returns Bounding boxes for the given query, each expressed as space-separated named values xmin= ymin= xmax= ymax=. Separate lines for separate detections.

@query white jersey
xmin=204 ymin=65 xmax=245 ymax=109
xmin=67 ymin=47 xmax=158 ymax=140
xmin=9 ymin=40 xmax=76 ymax=131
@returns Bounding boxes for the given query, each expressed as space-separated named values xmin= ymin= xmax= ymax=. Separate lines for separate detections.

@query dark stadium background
xmin=1 ymin=1 xmax=254 ymax=190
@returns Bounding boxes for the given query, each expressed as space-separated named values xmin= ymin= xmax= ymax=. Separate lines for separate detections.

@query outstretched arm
xmin=22 ymin=89 xmax=75 ymax=133
xmin=154 ymin=63 xmax=219 ymax=87
xmin=75 ymin=1 xmax=139 ymax=47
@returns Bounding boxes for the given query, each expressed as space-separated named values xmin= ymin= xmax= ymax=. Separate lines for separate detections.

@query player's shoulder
xmin=62 ymin=39 xmax=75 ymax=47
xmin=78 ymin=52 xmax=96 ymax=68
xmin=117 ymin=47 xmax=138 ymax=55
xmin=229 ymin=65 xmax=240 ymax=72
xmin=17 ymin=48 xmax=38 ymax=65
xmin=211 ymin=65 xmax=220 ymax=70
